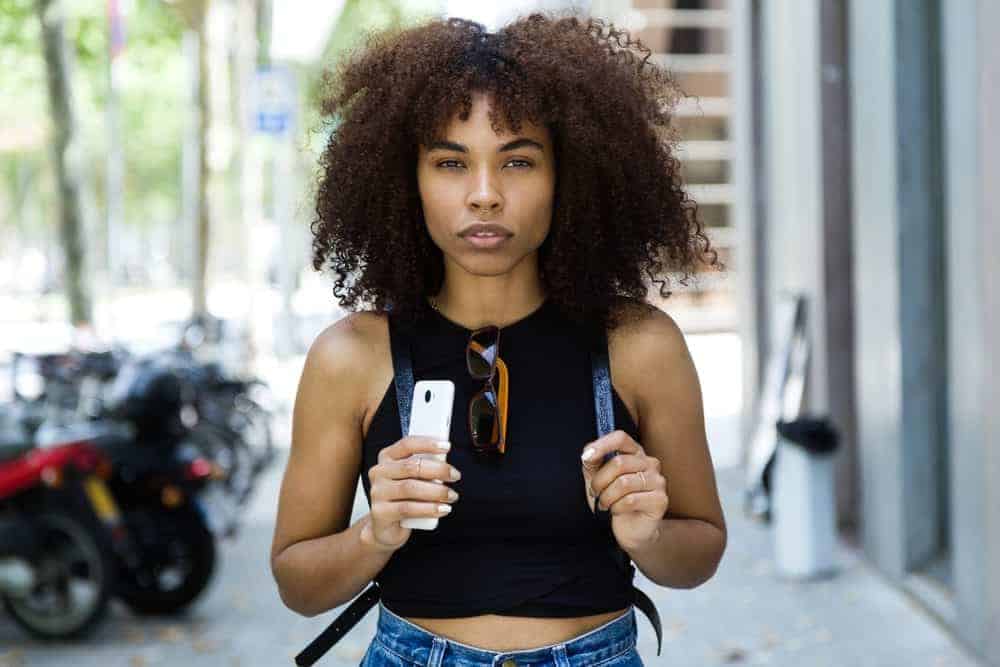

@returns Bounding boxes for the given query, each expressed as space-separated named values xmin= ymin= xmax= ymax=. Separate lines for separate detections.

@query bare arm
xmin=269 ymin=314 xmax=395 ymax=617
xmin=610 ymin=304 xmax=727 ymax=588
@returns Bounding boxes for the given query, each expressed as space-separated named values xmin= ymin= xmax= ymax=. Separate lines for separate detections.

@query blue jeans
xmin=360 ymin=602 xmax=644 ymax=666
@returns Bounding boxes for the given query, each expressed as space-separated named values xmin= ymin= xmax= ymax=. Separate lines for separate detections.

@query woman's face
xmin=416 ymin=92 xmax=556 ymax=279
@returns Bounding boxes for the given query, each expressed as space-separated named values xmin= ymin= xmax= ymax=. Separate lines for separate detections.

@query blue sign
xmin=255 ymin=67 xmax=296 ymax=136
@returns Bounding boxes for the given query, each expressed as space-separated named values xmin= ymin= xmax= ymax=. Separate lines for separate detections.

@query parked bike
xmin=94 ymin=356 xmax=228 ymax=614
xmin=0 ymin=435 xmax=126 ymax=639
xmin=3 ymin=323 xmax=277 ymax=620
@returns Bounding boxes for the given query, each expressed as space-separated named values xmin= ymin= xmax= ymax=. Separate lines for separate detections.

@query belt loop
xmin=427 ymin=636 xmax=447 ymax=667
xmin=551 ymin=643 xmax=571 ymax=667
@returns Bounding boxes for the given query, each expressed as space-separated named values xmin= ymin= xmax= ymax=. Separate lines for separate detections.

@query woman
xmin=271 ymin=11 xmax=727 ymax=666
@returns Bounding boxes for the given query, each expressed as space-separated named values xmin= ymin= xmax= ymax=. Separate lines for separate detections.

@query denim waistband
xmin=372 ymin=601 xmax=637 ymax=666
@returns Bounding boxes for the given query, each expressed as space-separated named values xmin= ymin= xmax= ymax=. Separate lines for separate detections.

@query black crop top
xmin=359 ymin=298 xmax=641 ymax=618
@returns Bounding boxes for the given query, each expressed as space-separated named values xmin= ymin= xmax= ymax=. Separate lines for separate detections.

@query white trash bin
xmin=772 ymin=417 xmax=839 ymax=579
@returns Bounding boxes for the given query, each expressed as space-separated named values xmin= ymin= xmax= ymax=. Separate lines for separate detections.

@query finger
xmin=589 ymin=454 xmax=650 ymax=501
xmin=387 ymin=478 xmax=460 ymax=504
xmin=608 ymin=490 xmax=670 ymax=516
xmin=387 ymin=455 xmax=460 ymax=483
xmin=580 ymin=430 xmax=642 ymax=470
xmin=372 ymin=499 xmax=454 ymax=523
xmin=378 ymin=436 xmax=451 ymax=465
xmin=393 ymin=500 xmax=455 ymax=521
xmin=597 ymin=469 xmax=665 ymax=511
xmin=371 ymin=470 xmax=459 ymax=502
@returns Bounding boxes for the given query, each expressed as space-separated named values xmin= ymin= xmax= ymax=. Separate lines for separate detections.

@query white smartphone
xmin=400 ymin=380 xmax=455 ymax=530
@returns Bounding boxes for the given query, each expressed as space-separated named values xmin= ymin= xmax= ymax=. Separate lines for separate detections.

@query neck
xmin=431 ymin=257 xmax=547 ymax=330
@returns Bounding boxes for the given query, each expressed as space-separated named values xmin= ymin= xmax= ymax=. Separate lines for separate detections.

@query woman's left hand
xmin=581 ymin=430 xmax=670 ymax=553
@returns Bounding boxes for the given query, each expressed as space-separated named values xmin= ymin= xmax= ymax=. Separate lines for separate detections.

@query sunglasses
xmin=466 ymin=326 xmax=509 ymax=454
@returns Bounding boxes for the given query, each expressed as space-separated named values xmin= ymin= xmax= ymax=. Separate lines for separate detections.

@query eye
xmin=505 ymin=159 xmax=533 ymax=169
xmin=435 ymin=158 xmax=533 ymax=170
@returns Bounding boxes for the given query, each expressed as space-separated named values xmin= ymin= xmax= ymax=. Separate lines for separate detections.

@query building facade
xmin=749 ymin=0 xmax=999 ymax=662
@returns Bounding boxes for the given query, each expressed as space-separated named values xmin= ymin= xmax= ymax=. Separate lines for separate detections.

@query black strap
xmin=294 ymin=582 xmax=381 ymax=665
xmin=297 ymin=312 xmax=663 ymax=663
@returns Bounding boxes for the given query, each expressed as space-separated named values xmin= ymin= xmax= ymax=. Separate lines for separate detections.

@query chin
xmin=455 ymin=259 xmax=520 ymax=277
xmin=450 ymin=252 xmax=526 ymax=277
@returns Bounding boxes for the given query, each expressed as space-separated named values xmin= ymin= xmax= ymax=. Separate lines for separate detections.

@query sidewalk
xmin=632 ymin=464 xmax=982 ymax=666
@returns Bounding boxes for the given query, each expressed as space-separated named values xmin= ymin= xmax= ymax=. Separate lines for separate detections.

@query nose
xmin=467 ymin=167 xmax=503 ymax=216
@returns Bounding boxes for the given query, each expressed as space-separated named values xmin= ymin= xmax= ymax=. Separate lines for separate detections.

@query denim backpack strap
xmin=388 ymin=312 xmax=416 ymax=438
xmin=297 ymin=311 xmax=418 ymax=666
xmin=590 ymin=325 xmax=663 ymax=657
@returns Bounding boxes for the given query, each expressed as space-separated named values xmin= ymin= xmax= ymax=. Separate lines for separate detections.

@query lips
xmin=460 ymin=224 xmax=511 ymax=250
xmin=459 ymin=222 xmax=513 ymax=238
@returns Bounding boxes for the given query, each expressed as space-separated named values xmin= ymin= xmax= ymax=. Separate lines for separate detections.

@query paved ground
xmin=0 ymin=331 xmax=985 ymax=666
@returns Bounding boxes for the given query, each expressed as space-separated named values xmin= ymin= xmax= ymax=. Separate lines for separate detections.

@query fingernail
xmin=436 ymin=441 xmax=451 ymax=451
xmin=447 ymin=489 xmax=458 ymax=501
xmin=438 ymin=504 xmax=452 ymax=513
xmin=581 ymin=448 xmax=595 ymax=462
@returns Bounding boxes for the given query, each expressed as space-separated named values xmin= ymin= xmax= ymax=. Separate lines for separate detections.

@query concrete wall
xmin=845 ymin=0 xmax=998 ymax=662
xmin=760 ymin=2 xmax=826 ymax=413
xmin=941 ymin=0 xmax=1000 ymax=661
xmin=757 ymin=0 xmax=860 ymax=532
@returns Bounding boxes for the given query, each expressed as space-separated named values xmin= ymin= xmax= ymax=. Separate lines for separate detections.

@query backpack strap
xmin=590 ymin=326 xmax=663 ymax=656
xmin=294 ymin=582 xmax=380 ymax=666
xmin=388 ymin=313 xmax=415 ymax=439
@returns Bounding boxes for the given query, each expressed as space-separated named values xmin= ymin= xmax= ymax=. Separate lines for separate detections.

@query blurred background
xmin=0 ymin=0 xmax=996 ymax=665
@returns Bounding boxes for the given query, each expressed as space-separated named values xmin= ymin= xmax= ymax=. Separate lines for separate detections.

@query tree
xmin=36 ymin=0 xmax=93 ymax=326
xmin=167 ymin=0 xmax=211 ymax=315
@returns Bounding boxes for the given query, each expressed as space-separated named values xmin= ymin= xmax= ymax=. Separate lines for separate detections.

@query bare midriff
xmin=400 ymin=607 xmax=630 ymax=652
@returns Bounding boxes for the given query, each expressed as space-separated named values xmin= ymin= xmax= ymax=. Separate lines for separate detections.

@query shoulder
xmin=302 ymin=310 xmax=392 ymax=425
xmin=606 ymin=297 xmax=691 ymax=425
xmin=306 ymin=310 xmax=389 ymax=374
xmin=608 ymin=297 xmax=685 ymax=353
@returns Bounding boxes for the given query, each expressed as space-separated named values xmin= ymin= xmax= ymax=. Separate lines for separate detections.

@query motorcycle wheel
xmin=2 ymin=511 xmax=114 ymax=640
xmin=116 ymin=505 xmax=216 ymax=615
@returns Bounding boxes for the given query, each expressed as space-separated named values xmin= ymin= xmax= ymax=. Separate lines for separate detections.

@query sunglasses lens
xmin=467 ymin=327 xmax=499 ymax=380
xmin=469 ymin=389 xmax=499 ymax=451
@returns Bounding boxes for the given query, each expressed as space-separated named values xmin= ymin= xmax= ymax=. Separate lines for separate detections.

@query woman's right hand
xmin=362 ymin=436 xmax=461 ymax=552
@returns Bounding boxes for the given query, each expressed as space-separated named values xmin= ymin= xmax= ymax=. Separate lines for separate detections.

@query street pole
xmin=272 ymin=101 xmax=295 ymax=358
xmin=235 ymin=0 xmax=262 ymax=371
xmin=181 ymin=29 xmax=201 ymax=302
xmin=106 ymin=0 xmax=124 ymax=310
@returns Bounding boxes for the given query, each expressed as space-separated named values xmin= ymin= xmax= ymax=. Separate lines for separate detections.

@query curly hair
xmin=311 ymin=10 xmax=724 ymax=332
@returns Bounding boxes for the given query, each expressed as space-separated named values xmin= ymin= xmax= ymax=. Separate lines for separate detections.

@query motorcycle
xmin=103 ymin=438 xmax=222 ymax=616
xmin=93 ymin=355 xmax=227 ymax=615
xmin=5 ymin=336 xmax=270 ymax=618
xmin=0 ymin=436 xmax=126 ymax=639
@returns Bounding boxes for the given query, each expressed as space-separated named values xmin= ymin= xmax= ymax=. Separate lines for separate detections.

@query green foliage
xmin=301 ymin=0 xmax=438 ymax=160
xmin=0 ymin=0 xmax=186 ymax=235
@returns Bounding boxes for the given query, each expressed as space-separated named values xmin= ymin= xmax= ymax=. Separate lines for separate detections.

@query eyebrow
xmin=426 ymin=137 xmax=545 ymax=154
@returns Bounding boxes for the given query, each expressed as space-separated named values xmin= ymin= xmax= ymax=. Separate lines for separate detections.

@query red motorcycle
xmin=0 ymin=437 xmax=128 ymax=639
